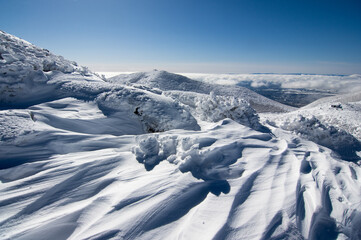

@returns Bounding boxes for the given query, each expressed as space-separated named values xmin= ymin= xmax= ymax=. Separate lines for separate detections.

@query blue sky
xmin=1 ymin=0 xmax=361 ymax=74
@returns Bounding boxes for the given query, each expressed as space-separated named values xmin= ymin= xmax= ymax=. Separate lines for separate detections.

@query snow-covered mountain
xmin=1 ymin=30 xmax=361 ymax=240
xmin=109 ymin=70 xmax=295 ymax=113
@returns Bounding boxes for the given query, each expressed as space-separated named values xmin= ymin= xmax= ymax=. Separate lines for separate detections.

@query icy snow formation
xmin=164 ymin=91 xmax=267 ymax=132
xmin=264 ymin=114 xmax=361 ymax=161
xmin=0 ymin=30 xmax=98 ymax=107
xmin=262 ymin=92 xmax=361 ymax=160
xmin=1 ymin=30 xmax=361 ymax=240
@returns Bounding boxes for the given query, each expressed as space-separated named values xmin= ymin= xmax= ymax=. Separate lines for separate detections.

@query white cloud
xmin=182 ymin=73 xmax=361 ymax=93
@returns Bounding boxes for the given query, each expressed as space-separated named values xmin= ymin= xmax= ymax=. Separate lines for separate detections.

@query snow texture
xmin=1 ymin=30 xmax=361 ymax=240
xmin=0 ymin=30 xmax=100 ymax=108
xmin=262 ymin=92 xmax=361 ymax=161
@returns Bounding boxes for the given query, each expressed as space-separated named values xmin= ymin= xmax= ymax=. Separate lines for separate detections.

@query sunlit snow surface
xmin=1 ymin=31 xmax=361 ymax=240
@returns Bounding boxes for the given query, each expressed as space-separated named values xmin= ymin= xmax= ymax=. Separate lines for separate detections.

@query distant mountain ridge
xmin=109 ymin=70 xmax=295 ymax=113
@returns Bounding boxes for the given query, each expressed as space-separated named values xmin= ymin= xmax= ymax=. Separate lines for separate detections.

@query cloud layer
xmin=182 ymin=73 xmax=361 ymax=94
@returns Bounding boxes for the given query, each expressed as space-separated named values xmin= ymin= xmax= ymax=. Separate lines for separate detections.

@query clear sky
xmin=1 ymin=0 xmax=361 ymax=74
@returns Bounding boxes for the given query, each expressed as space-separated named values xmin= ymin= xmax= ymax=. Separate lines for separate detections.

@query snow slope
xmin=304 ymin=91 xmax=361 ymax=109
xmin=1 ymin=30 xmax=361 ymax=240
xmin=0 ymin=30 xmax=101 ymax=108
xmin=261 ymin=92 xmax=361 ymax=160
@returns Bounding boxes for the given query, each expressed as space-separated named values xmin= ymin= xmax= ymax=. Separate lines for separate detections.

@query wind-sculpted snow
xmin=1 ymin=30 xmax=361 ymax=239
xmin=133 ymin=119 xmax=271 ymax=178
xmin=1 ymin=117 xmax=361 ymax=239
xmin=164 ymin=91 xmax=267 ymax=132
xmin=264 ymin=114 xmax=361 ymax=161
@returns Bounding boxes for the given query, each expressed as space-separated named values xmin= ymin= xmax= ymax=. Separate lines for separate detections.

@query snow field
xmin=3 ymin=99 xmax=360 ymax=239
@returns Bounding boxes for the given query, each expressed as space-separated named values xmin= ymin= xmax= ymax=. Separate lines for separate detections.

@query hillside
xmin=109 ymin=70 xmax=295 ymax=113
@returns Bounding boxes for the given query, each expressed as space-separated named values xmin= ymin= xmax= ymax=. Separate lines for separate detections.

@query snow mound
xmin=0 ymin=30 xmax=102 ymax=107
xmin=109 ymin=70 xmax=202 ymax=91
xmin=110 ymin=70 xmax=272 ymax=131
xmin=0 ymin=110 xmax=35 ymax=141
xmin=109 ymin=70 xmax=295 ymax=113
xmin=265 ymin=114 xmax=361 ymax=161
xmin=261 ymin=91 xmax=361 ymax=161
xmin=133 ymin=119 xmax=270 ymax=178
xmin=302 ymin=101 xmax=361 ymax=143
xmin=165 ymin=91 xmax=267 ymax=131
xmin=0 ymin=30 xmax=92 ymax=77
xmin=304 ymin=91 xmax=361 ymax=109
xmin=96 ymin=87 xmax=200 ymax=132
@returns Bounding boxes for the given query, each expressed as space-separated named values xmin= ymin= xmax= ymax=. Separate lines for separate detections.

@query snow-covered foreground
xmin=2 ymin=101 xmax=360 ymax=240
xmin=1 ymin=30 xmax=361 ymax=240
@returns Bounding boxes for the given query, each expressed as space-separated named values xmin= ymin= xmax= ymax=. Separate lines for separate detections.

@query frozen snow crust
xmin=1 ymin=30 xmax=361 ymax=240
